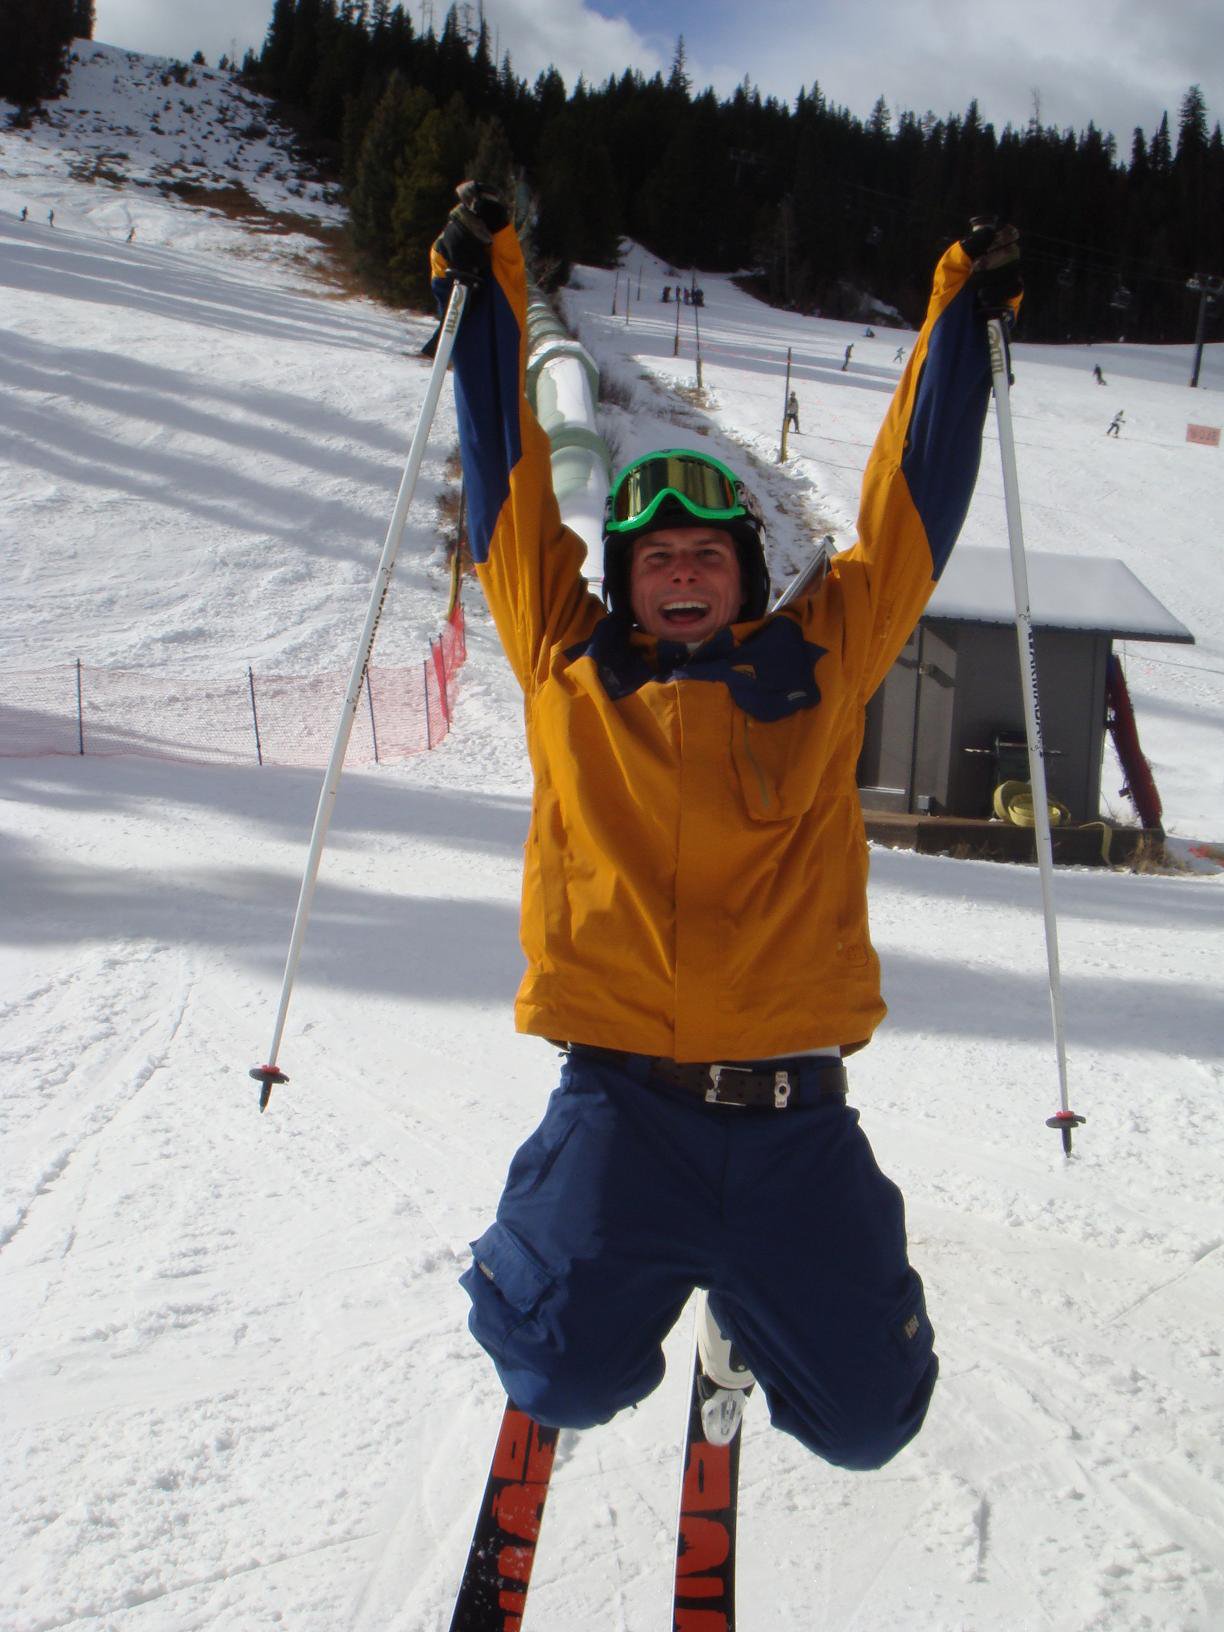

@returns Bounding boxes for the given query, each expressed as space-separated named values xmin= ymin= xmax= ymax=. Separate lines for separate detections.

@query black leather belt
xmin=563 ymin=1044 xmax=848 ymax=1110
xmin=648 ymin=1056 xmax=847 ymax=1109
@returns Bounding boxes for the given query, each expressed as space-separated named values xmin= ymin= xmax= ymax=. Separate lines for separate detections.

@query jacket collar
xmin=566 ymin=615 xmax=826 ymax=723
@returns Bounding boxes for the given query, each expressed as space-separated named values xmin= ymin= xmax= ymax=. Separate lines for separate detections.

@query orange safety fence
xmin=0 ymin=606 xmax=466 ymax=768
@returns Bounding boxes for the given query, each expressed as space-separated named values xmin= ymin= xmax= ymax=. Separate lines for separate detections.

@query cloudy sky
xmin=93 ymin=0 xmax=1220 ymax=145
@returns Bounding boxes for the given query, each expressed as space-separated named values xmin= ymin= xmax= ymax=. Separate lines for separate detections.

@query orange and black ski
xmin=673 ymin=1356 xmax=742 ymax=1632
xmin=448 ymin=1401 xmax=558 ymax=1632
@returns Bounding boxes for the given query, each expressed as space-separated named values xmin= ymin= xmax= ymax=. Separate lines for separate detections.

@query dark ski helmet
xmin=601 ymin=448 xmax=770 ymax=622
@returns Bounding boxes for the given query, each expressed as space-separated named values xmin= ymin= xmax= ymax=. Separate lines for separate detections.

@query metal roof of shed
xmin=926 ymin=549 xmax=1194 ymax=643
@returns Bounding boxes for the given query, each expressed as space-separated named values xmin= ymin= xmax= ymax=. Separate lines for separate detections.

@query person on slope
xmin=430 ymin=185 xmax=1020 ymax=1467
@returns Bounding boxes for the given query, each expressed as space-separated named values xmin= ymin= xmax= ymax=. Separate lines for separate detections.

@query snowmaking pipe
xmin=986 ymin=315 xmax=1085 ymax=1157
xmin=525 ymin=288 xmax=611 ymax=567
xmin=249 ymin=277 xmax=471 ymax=1112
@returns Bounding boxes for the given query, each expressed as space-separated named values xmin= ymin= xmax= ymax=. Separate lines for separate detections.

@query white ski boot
xmin=695 ymin=1291 xmax=755 ymax=1446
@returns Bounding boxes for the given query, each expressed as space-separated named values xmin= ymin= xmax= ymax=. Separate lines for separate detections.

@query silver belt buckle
xmin=705 ymin=1063 xmax=747 ymax=1106
xmin=774 ymin=1070 xmax=792 ymax=1109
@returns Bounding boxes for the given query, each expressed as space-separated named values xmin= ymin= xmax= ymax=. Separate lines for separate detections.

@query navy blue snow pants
xmin=460 ymin=1048 xmax=937 ymax=1471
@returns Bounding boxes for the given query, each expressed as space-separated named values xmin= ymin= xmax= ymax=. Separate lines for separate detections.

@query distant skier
xmin=864 ymin=326 xmax=875 ymax=337
xmin=1093 ymin=364 xmax=1106 ymax=384
xmin=48 ymin=209 xmax=55 ymax=227
xmin=20 ymin=205 xmax=27 ymax=222
xmin=662 ymin=285 xmax=671 ymax=302
xmin=431 ymin=183 xmax=1021 ymax=1467
xmin=841 ymin=342 xmax=854 ymax=371
xmin=1106 ymin=409 xmax=1125 ymax=437
xmin=126 ymin=226 xmax=136 ymax=243
xmin=784 ymin=389 xmax=800 ymax=432
xmin=894 ymin=345 xmax=905 ymax=363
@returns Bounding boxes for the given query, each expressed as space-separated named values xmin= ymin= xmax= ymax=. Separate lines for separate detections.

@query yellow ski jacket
xmin=433 ymin=228 xmax=1004 ymax=1061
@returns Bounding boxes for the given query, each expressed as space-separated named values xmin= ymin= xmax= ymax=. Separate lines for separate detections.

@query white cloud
xmin=91 ymin=0 xmax=1217 ymax=142
xmin=683 ymin=0 xmax=1218 ymax=141
xmin=93 ymin=0 xmax=665 ymax=88
xmin=481 ymin=0 xmax=665 ymax=88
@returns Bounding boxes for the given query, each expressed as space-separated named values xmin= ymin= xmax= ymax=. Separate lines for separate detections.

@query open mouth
xmin=660 ymin=600 xmax=710 ymax=627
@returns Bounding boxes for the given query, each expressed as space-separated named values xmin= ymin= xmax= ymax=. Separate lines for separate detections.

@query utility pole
xmin=1186 ymin=273 xmax=1223 ymax=387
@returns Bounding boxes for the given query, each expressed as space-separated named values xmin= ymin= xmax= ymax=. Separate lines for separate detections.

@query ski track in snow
xmin=2 ymin=40 xmax=1223 ymax=1632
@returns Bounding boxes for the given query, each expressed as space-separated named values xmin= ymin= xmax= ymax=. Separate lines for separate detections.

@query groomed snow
xmin=2 ymin=43 xmax=1222 ymax=1632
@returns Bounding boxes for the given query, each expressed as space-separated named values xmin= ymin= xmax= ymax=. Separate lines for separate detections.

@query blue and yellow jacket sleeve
xmin=431 ymin=229 xmax=601 ymax=693
xmin=819 ymin=240 xmax=1019 ymax=699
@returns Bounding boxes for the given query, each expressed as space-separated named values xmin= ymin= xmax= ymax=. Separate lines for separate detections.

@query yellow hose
xmin=992 ymin=781 xmax=1114 ymax=862
xmin=992 ymin=779 xmax=1072 ymax=828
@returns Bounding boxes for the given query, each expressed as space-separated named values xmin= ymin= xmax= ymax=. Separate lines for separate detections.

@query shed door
xmin=910 ymin=625 xmax=957 ymax=813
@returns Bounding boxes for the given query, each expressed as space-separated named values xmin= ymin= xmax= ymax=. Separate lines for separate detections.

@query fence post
xmin=422 ymin=657 xmax=433 ymax=748
xmin=76 ymin=658 xmax=84 ymax=754
xmin=431 ymin=637 xmax=449 ymax=726
xmin=366 ymin=669 xmax=380 ymax=763
xmin=247 ymin=667 xmax=264 ymax=765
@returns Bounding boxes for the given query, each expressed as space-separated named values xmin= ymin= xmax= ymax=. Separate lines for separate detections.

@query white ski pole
xmin=986 ymin=315 xmax=1085 ymax=1156
xmin=250 ymin=277 xmax=471 ymax=1111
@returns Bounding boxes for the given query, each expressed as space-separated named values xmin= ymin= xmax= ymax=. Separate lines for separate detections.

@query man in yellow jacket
xmin=433 ymin=189 xmax=1019 ymax=1466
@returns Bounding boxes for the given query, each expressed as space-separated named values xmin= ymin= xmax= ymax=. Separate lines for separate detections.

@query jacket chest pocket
xmin=730 ymin=710 xmax=833 ymax=822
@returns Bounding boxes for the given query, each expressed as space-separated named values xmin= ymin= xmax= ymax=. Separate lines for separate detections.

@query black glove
xmin=433 ymin=181 xmax=509 ymax=283
xmin=961 ymin=216 xmax=1022 ymax=311
xmin=456 ymin=180 xmax=509 ymax=234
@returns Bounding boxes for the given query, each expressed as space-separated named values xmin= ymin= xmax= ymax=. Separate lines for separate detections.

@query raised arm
xmin=431 ymin=187 xmax=599 ymax=692
xmin=833 ymin=223 xmax=1021 ymax=697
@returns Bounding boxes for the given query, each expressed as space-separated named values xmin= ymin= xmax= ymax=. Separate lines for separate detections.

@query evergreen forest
xmin=7 ymin=0 xmax=1222 ymax=344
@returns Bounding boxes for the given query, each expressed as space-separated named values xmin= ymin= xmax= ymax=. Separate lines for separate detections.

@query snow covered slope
xmin=2 ymin=43 xmax=1222 ymax=1632
xmin=6 ymin=38 xmax=341 ymax=226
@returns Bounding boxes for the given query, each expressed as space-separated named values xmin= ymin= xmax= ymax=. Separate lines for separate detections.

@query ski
xmin=449 ymin=1400 xmax=559 ymax=1632
xmin=673 ymin=1355 xmax=744 ymax=1632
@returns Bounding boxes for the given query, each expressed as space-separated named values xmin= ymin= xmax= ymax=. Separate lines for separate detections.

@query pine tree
xmin=1173 ymin=86 xmax=1213 ymax=271
xmin=667 ymin=36 xmax=691 ymax=99
xmin=284 ymin=0 xmax=324 ymax=107
xmin=1149 ymin=111 xmax=1172 ymax=175
xmin=259 ymin=0 xmax=297 ymax=88
xmin=349 ymin=73 xmax=435 ymax=270
xmin=0 ymin=0 xmax=77 ymax=104
xmin=388 ymin=93 xmax=474 ymax=304
xmin=1175 ymin=85 xmax=1209 ymax=162
xmin=468 ymin=116 xmax=516 ymax=205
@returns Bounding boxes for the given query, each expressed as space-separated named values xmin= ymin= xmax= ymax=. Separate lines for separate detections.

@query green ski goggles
xmin=604 ymin=450 xmax=747 ymax=535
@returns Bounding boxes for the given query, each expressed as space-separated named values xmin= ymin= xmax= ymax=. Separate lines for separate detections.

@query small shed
xmin=857 ymin=549 xmax=1194 ymax=823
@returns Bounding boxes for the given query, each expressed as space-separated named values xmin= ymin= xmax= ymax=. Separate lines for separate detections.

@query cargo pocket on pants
xmin=461 ymin=1221 xmax=556 ymax=1349
xmin=888 ymin=1272 xmax=935 ymax=1375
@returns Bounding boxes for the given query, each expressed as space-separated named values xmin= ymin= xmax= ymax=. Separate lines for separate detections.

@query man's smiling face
xmin=628 ymin=527 xmax=743 ymax=642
